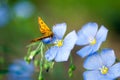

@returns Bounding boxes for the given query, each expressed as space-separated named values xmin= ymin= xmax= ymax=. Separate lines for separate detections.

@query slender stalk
xmin=38 ymin=42 xmax=44 ymax=80
xmin=70 ymin=54 xmax=73 ymax=65
xmin=27 ymin=47 xmax=31 ymax=55
xmin=36 ymin=42 xmax=42 ymax=51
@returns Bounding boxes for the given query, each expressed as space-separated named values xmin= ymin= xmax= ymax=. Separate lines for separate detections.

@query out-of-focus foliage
xmin=0 ymin=0 xmax=120 ymax=80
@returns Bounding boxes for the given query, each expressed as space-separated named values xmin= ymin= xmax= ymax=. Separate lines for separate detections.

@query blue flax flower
xmin=76 ymin=22 xmax=108 ymax=58
xmin=45 ymin=23 xmax=77 ymax=62
xmin=83 ymin=48 xmax=120 ymax=80
xmin=8 ymin=60 xmax=34 ymax=80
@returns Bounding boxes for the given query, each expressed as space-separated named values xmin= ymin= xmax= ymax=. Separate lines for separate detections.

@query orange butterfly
xmin=31 ymin=17 xmax=53 ymax=42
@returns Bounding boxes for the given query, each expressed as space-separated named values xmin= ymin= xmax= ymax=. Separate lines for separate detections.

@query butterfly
xmin=31 ymin=17 xmax=53 ymax=42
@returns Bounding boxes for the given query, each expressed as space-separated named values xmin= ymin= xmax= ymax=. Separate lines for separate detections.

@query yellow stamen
xmin=90 ymin=38 xmax=96 ymax=45
xmin=100 ymin=66 xmax=108 ymax=75
xmin=55 ymin=40 xmax=63 ymax=47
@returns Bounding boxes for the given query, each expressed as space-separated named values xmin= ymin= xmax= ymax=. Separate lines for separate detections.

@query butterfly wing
xmin=38 ymin=17 xmax=51 ymax=34
xmin=31 ymin=17 xmax=53 ymax=42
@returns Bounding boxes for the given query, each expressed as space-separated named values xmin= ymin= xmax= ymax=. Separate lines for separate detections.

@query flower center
xmin=100 ymin=66 xmax=108 ymax=75
xmin=55 ymin=40 xmax=63 ymax=47
xmin=89 ymin=38 xmax=96 ymax=45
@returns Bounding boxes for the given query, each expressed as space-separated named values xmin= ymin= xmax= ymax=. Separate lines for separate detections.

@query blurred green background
xmin=0 ymin=0 xmax=120 ymax=80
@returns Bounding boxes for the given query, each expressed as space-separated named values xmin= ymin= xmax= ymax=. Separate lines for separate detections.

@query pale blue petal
xmin=91 ymin=42 xmax=102 ymax=53
xmin=80 ymin=22 xmax=98 ymax=37
xmin=76 ymin=30 xmax=89 ymax=45
xmin=45 ymin=46 xmax=58 ymax=61
xmin=84 ymin=53 xmax=102 ymax=70
xmin=52 ymin=23 xmax=66 ymax=39
xmin=83 ymin=71 xmax=99 ymax=80
xmin=63 ymin=30 xmax=77 ymax=50
xmin=55 ymin=47 xmax=71 ymax=62
xmin=83 ymin=71 xmax=112 ymax=80
xmin=100 ymin=49 xmax=116 ymax=67
xmin=76 ymin=45 xmax=92 ymax=58
xmin=96 ymin=26 xmax=108 ymax=42
xmin=107 ymin=63 xmax=120 ymax=79
xmin=76 ymin=23 xmax=98 ymax=45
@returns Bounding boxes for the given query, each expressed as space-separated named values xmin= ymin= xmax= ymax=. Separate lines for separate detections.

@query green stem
xmin=68 ymin=54 xmax=76 ymax=77
xmin=26 ymin=42 xmax=39 ymax=48
xmin=38 ymin=42 xmax=44 ymax=80
xmin=27 ymin=47 xmax=31 ymax=55
xmin=25 ymin=42 xmax=43 ymax=63
xmin=36 ymin=42 xmax=42 ymax=51
xmin=70 ymin=54 xmax=73 ymax=65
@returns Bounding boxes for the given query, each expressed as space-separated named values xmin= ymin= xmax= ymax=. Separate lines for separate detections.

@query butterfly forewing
xmin=31 ymin=17 xmax=53 ymax=42
xmin=38 ymin=17 xmax=51 ymax=34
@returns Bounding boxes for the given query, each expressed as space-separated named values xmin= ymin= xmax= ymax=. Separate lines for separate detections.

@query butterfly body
xmin=31 ymin=17 xmax=53 ymax=42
